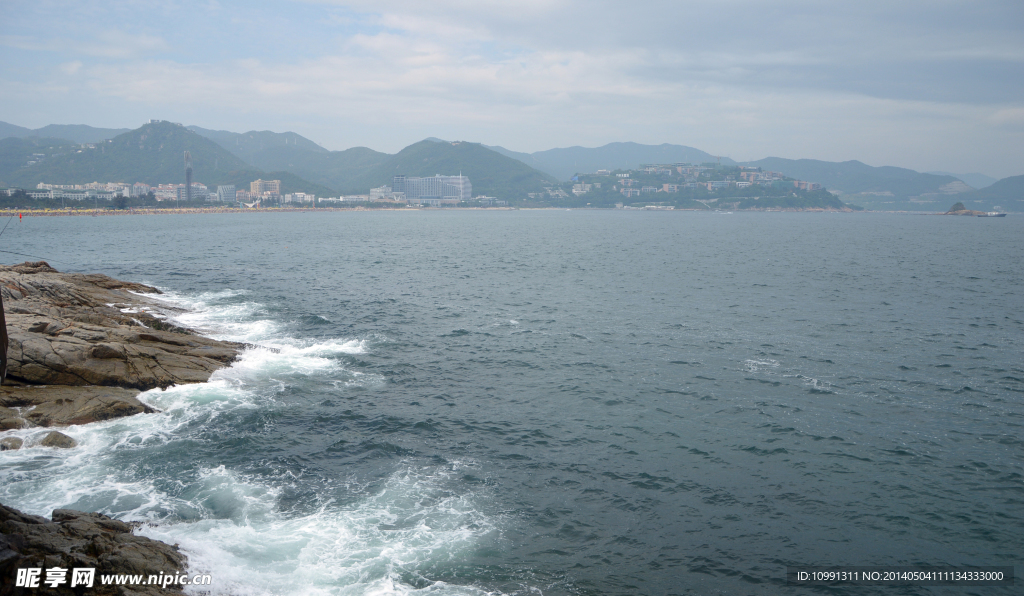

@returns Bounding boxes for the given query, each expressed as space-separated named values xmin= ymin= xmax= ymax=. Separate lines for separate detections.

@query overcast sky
xmin=1 ymin=0 xmax=1022 ymax=177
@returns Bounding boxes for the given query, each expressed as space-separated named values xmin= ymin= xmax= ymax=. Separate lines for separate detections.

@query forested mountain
xmin=741 ymin=157 xmax=968 ymax=197
xmin=486 ymin=142 xmax=735 ymax=180
xmin=950 ymin=175 xmax=1024 ymax=212
xmin=0 ymin=122 xmax=333 ymax=196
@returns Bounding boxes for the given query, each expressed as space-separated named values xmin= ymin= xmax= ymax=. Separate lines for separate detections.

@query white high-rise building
xmin=392 ymin=174 xmax=471 ymax=205
xmin=217 ymin=185 xmax=236 ymax=202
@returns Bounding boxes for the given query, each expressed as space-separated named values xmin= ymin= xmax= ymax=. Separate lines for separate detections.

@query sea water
xmin=0 ymin=210 xmax=1021 ymax=595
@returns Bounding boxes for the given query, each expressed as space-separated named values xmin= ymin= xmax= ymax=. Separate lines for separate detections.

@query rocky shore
xmin=0 ymin=504 xmax=188 ymax=595
xmin=0 ymin=261 xmax=242 ymax=446
xmin=0 ymin=263 xmax=243 ymax=592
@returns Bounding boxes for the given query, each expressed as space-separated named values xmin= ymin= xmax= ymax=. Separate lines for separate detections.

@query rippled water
xmin=1 ymin=211 xmax=1021 ymax=595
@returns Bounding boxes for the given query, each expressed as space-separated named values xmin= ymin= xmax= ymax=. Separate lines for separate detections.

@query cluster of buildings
xmin=18 ymin=170 xmax=483 ymax=208
xmin=562 ymin=164 xmax=823 ymax=198
xmin=22 ymin=179 xmax=287 ymax=204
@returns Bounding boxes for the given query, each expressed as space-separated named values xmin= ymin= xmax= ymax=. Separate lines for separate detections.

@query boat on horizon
xmin=977 ymin=212 xmax=1007 ymax=217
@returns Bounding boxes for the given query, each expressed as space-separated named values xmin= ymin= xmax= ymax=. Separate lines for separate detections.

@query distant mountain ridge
xmin=950 ymin=174 xmax=1024 ymax=212
xmin=0 ymin=122 xmax=333 ymax=196
xmin=485 ymin=142 xmax=736 ymax=180
xmin=187 ymin=129 xmax=556 ymax=197
xmin=347 ymin=140 xmax=557 ymax=197
xmin=187 ymin=126 xmax=329 ymax=159
xmin=740 ymin=157 xmax=968 ymax=198
xmin=3 ymin=119 xmax=1019 ymax=208
xmin=926 ymin=171 xmax=997 ymax=189
xmin=0 ymin=120 xmax=131 ymax=144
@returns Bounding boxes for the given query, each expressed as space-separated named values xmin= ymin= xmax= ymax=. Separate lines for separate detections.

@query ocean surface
xmin=0 ymin=210 xmax=1021 ymax=595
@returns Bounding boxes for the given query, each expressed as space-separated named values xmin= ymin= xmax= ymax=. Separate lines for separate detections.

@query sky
xmin=1 ymin=0 xmax=1022 ymax=178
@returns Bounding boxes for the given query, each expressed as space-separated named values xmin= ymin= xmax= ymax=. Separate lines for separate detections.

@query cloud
xmin=59 ymin=61 xmax=83 ymax=75
xmin=0 ymin=30 xmax=169 ymax=59
xmin=1 ymin=0 xmax=1022 ymax=176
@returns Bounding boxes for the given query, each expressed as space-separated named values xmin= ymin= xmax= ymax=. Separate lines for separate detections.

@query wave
xmin=0 ymin=286 xmax=492 ymax=595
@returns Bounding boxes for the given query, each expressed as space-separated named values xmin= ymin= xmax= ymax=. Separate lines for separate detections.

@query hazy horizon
xmin=2 ymin=1 xmax=1022 ymax=178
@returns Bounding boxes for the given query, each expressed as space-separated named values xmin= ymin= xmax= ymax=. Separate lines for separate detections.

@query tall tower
xmin=184 ymin=151 xmax=193 ymax=203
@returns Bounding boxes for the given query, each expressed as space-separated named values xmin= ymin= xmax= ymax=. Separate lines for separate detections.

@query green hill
xmin=0 ymin=122 xmax=333 ymax=196
xmin=951 ymin=175 xmax=1024 ymax=212
xmin=188 ymin=126 xmax=395 ymax=192
xmin=0 ymin=137 xmax=82 ymax=187
xmin=344 ymin=140 xmax=558 ymax=197
xmin=188 ymin=126 xmax=329 ymax=159
xmin=487 ymin=142 xmax=735 ymax=181
xmin=244 ymin=145 xmax=391 ymax=191
xmin=741 ymin=157 xmax=967 ymax=198
xmin=195 ymin=132 xmax=557 ymax=198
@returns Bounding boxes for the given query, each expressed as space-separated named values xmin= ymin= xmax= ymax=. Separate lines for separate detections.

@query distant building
xmin=154 ymin=184 xmax=178 ymax=201
xmin=283 ymin=192 xmax=314 ymax=204
xmin=132 ymin=183 xmax=151 ymax=197
xmin=793 ymin=180 xmax=822 ymax=191
xmin=392 ymin=175 xmax=471 ymax=205
xmin=216 ymin=185 xmax=236 ymax=202
xmin=250 ymin=179 xmax=281 ymax=195
xmin=641 ymin=186 xmax=658 ymax=193
xmin=621 ymin=188 xmax=641 ymax=197
xmin=572 ymin=183 xmax=592 ymax=195
xmin=177 ymin=184 xmax=209 ymax=201
xmin=370 ymin=186 xmax=393 ymax=201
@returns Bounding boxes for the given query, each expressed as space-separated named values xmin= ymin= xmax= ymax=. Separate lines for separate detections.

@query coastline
xmin=0 ymin=261 xmax=242 ymax=443
xmin=2 ymin=206 xmax=884 ymax=216
xmin=0 ymin=263 xmax=246 ymax=593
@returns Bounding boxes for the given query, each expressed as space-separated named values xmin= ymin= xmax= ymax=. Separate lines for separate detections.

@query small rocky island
xmin=0 ymin=262 xmax=242 ymax=594
xmin=942 ymin=201 xmax=987 ymax=216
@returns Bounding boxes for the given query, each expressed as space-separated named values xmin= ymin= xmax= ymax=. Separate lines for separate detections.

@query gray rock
xmin=1 ymin=385 xmax=156 ymax=427
xmin=0 ymin=502 xmax=187 ymax=595
xmin=39 ymin=431 xmax=76 ymax=449
xmin=0 ymin=406 xmax=29 ymax=431
xmin=0 ymin=437 xmax=21 ymax=451
xmin=0 ymin=262 xmax=241 ymax=428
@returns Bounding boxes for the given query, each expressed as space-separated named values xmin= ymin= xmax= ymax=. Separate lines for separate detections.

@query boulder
xmin=39 ymin=431 xmax=76 ymax=449
xmin=0 ymin=437 xmax=21 ymax=451
xmin=0 ymin=407 xmax=28 ymax=431
xmin=0 ymin=503 xmax=187 ymax=595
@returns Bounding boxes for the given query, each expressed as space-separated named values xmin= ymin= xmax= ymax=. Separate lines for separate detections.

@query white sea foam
xmin=2 ymin=418 xmax=495 ymax=594
xmin=743 ymin=358 xmax=780 ymax=373
xmin=137 ymin=288 xmax=279 ymax=343
xmin=0 ymin=287 xmax=480 ymax=595
xmin=139 ymin=466 xmax=496 ymax=596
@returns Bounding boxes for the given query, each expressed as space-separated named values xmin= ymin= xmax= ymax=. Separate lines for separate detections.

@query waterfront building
xmin=217 ymin=185 xmax=236 ymax=202
xmin=392 ymin=175 xmax=470 ymax=205
xmin=283 ymin=193 xmax=314 ymax=204
xmin=177 ymin=184 xmax=209 ymax=201
xmin=250 ymin=179 xmax=281 ymax=195
xmin=370 ymin=186 xmax=393 ymax=200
